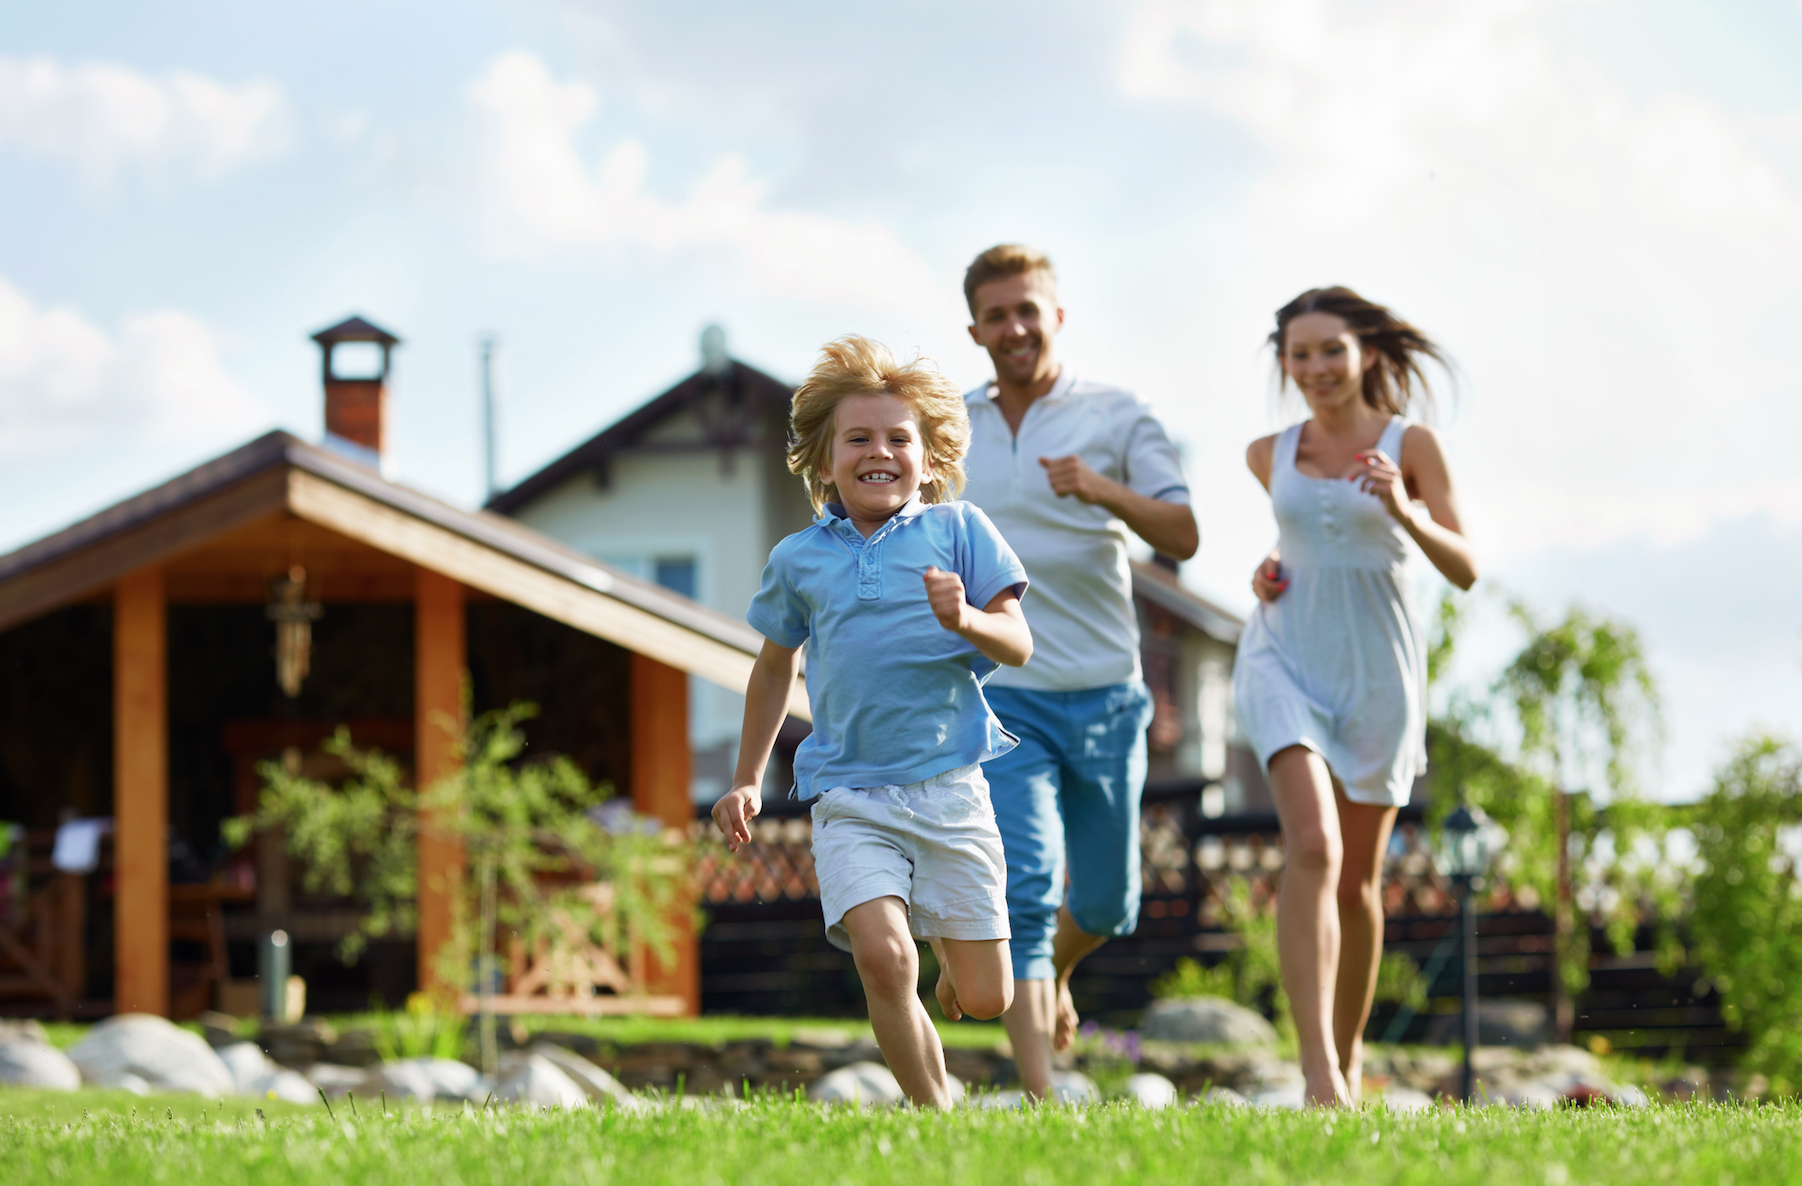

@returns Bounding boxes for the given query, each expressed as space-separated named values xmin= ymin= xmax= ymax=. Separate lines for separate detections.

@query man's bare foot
xmin=935 ymin=965 xmax=963 ymax=1022
xmin=1051 ymin=979 xmax=1079 ymax=1051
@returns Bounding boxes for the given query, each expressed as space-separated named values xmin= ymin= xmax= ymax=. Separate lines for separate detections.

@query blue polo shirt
xmin=748 ymin=496 xmax=1029 ymax=800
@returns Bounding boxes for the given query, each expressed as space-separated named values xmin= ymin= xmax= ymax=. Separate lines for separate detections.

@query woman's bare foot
xmin=1051 ymin=979 xmax=1079 ymax=1050
xmin=1341 ymin=1048 xmax=1363 ymax=1106
xmin=1303 ymin=1064 xmax=1353 ymax=1108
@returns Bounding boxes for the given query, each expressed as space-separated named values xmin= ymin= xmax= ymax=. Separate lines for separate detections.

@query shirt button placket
xmin=858 ymin=541 xmax=881 ymax=601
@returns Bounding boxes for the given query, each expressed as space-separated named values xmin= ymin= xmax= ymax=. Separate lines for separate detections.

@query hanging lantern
xmin=267 ymin=567 xmax=323 ymax=697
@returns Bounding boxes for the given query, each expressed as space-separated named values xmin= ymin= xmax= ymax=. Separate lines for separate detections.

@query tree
xmin=225 ymin=701 xmax=691 ymax=1074
xmin=1497 ymin=603 xmax=1661 ymax=1042
xmin=1687 ymin=736 xmax=1802 ymax=1095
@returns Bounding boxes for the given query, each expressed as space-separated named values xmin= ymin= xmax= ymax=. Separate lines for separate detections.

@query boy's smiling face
xmin=821 ymin=391 xmax=932 ymax=528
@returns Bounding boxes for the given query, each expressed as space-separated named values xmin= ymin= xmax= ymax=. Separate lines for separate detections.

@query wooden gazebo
xmin=0 ymin=317 xmax=806 ymax=1018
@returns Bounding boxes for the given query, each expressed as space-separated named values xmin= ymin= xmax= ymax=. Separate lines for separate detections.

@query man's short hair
xmin=787 ymin=335 xmax=971 ymax=514
xmin=963 ymin=244 xmax=1057 ymax=318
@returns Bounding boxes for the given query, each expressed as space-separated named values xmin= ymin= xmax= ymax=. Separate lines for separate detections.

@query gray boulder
xmin=1047 ymin=1070 xmax=1099 ymax=1105
xmin=1122 ymin=1072 xmax=1178 ymax=1109
xmin=527 ymin=1043 xmax=640 ymax=1110
xmin=0 ymin=1033 xmax=82 ymax=1090
xmin=68 ymin=1014 xmax=235 ymax=1096
xmin=1381 ymin=1086 xmax=1434 ymax=1113
xmin=248 ymin=1068 xmax=322 ymax=1104
xmin=216 ymin=1041 xmax=274 ymax=1095
xmin=1141 ymin=997 xmax=1278 ymax=1046
xmin=1192 ymin=1085 xmax=1248 ymax=1107
xmin=304 ymin=1063 xmax=372 ymax=1099
xmin=494 ymin=1054 xmax=588 ymax=1110
xmin=378 ymin=1057 xmax=484 ymax=1102
xmin=1426 ymin=1000 xmax=1549 ymax=1048
xmin=93 ymin=1070 xmax=152 ymax=1095
xmin=808 ymin=1061 xmax=904 ymax=1106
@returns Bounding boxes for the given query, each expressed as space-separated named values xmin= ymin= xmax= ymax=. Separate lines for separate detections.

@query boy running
xmin=712 ymin=335 xmax=1032 ymax=1109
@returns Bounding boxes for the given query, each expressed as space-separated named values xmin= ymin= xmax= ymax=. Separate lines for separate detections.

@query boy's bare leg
xmin=931 ymin=937 xmax=1013 ymax=1022
xmin=843 ymin=896 xmax=950 ymax=1108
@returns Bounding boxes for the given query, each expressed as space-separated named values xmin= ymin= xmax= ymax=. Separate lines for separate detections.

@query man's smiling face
xmin=821 ymin=391 xmax=932 ymax=526
xmin=969 ymin=270 xmax=1064 ymax=391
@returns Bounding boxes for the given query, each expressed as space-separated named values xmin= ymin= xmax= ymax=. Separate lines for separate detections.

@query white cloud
xmin=1119 ymin=0 xmax=1802 ymax=560
xmin=469 ymin=51 xmax=940 ymax=314
xmin=0 ymin=277 xmax=264 ymax=452
xmin=0 ymin=54 xmax=290 ymax=182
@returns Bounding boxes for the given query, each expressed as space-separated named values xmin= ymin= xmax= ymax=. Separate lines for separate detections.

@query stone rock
xmin=197 ymin=1011 xmax=244 ymax=1050
xmin=1192 ymin=1086 xmax=1248 ymax=1107
xmin=1381 ymin=1086 xmax=1434 ymax=1113
xmin=0 ymin=1019 xmax=52 ymax=1045
xmin=249 ymin=1069 xmax=322 ymax=1105
xmin=217 ymin=1042 xmax=274 ymax=1095
xmin=1141 ymin=997 xmax=1279 ymax=1046
xmin=1247 ymin=1084 xmax=1305 ymax=1110
xmin=808 ymin=1061 xmax=905 ymax=1106
xmin=68 ymin=1014 xmax=236 ymax=1096
xmin=1425 ymin=1000 xmax=1550 ymax=1048
xmin=305 ymin=1063 xmax=372 ymax=1098
xmin=258 ymin=1019 xmax=338 ymax=1069
xmin=494 ymin=1054 xmax=589 ymax=1110
xmin=1046 ymin=1070 xmax=1099 ymax=1105
xmin=378 ymin=1057 xmax=484 ymax=1102
xmin=1122 ymin=1073 xmax=1178 ymax=1109
xmin=1660 ymin=1067 xmax=1709 ymax=1102
xmin=976 ymin=1088 xmax=1026 ymax=1110
xmin=528 ymin=1043 xmax=640 ymax=1110
xmin=92 ymin=1070 xmax=152 ymax=1095
xmin=0 ymin=1033 xmax=82 ymax=1090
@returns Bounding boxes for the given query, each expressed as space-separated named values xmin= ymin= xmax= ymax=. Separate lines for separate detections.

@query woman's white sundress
xmin=1232 ymin=416 xmax=1427 ymax=806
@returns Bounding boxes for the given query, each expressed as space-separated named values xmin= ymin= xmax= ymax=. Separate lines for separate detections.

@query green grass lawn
xmin=3 ymin=1089 xmax=1800 ymax=1185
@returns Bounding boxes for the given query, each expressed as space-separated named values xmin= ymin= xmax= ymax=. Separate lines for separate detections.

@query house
xmin=487 ymin=328 xmax=1261 ymax=811
xmin=0 ymin=316 xmax=806 ymax=1019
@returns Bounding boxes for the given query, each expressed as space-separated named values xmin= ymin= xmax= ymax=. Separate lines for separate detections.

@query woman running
xmin=1233 ymin=287 xmax=1477 ymax=1107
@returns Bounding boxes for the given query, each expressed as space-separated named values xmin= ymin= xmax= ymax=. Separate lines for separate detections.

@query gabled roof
xmin=311 ymin=315 xmax=400 ymax=346
xmin=0 ymin=432 xmax=807 ymax=717
xmin=1131 ymin=560 xmax=1244 ymax=645
xmin=485 ymin=359 xmax=793 ymax=514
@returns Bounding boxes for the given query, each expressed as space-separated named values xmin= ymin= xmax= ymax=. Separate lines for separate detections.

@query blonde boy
xmin=712 ymin=335 xmax=1032 ymax=1108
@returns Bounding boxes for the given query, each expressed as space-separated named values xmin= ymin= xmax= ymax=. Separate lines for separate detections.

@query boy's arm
xmin=922 ymin=568 xmax=1033 ymax=667
xmin=711 ymin=638 xmax=801 ymax=852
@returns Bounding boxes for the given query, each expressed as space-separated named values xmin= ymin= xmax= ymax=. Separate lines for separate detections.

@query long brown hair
xmin=1269 ymin=287 xmax=1451 ymax=419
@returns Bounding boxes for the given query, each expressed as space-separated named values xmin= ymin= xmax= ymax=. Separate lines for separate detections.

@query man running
xmin=958 ymin=244 xmax=1199 ymax=1100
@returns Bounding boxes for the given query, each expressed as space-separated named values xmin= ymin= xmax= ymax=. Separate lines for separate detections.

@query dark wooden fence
xmin=695 ymin=782 xmax=1742 ymax=1063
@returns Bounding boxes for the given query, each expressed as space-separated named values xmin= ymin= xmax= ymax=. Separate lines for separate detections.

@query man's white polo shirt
xmin=961 ymin=370 xmax=1191 ymax=693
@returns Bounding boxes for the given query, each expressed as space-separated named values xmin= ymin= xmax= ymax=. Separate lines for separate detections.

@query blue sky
xmin=3 ymin=0 xmax=1799 ymax=801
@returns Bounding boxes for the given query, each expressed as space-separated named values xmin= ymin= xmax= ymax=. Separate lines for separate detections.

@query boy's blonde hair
xmin=787 ymin=335 xmax=970 ymax=513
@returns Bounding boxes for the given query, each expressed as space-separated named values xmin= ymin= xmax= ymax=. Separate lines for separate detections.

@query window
xmin=654 ymin=557 xmax=697 ymax=601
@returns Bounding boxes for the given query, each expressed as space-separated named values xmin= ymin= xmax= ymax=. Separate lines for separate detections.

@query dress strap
xmin=1377 ymin=416 xmax=1407 ymax=465
xmin=1276 ymin=422 xmax=1304 ymax=473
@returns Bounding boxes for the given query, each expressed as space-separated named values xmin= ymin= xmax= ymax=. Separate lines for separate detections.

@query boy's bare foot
xmin=935 ymin=965 xmax=963 ymax=1022
xmin=1051 ymin=979 xmax=1079 ymax=1050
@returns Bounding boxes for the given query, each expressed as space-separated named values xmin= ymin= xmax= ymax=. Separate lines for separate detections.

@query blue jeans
xmin=982 ymin=681 xmax=1154 ymax=981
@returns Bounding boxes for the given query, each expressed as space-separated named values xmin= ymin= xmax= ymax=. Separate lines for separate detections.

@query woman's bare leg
xmin=1267 ymin=744 xmax=1351 ymax=1107
xmin=1332 ymin=790 xmax=1399 ymax=1106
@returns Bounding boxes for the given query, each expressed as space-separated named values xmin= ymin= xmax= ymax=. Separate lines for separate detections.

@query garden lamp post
xmin=1434 ymin=803 xmax=1498 ymax=1103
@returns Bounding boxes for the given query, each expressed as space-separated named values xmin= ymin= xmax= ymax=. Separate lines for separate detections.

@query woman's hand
xmin=1349 ymin=449 xmax=1414 ymax=525
xmin=1251 ymin=552 xmax=1287 ymax=602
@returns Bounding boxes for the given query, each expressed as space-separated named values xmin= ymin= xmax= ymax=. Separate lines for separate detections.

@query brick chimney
xmin=310 ymin=315 xmax=400 ymax=470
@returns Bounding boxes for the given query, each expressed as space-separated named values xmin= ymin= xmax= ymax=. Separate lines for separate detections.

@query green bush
xmin=1149 ymin=880 xmax=1290 ymax=1036
xmin=1689 ymin=735 xmax=1802 ymax=1096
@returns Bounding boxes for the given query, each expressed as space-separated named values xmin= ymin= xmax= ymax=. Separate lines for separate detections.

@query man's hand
xmin=923 ymin=566 xmax=970 ymax=633
xmin=1038 ymin=454 xmax=1109 ymax=504
xmin=711 ymin=784 xmax=763 ymax=853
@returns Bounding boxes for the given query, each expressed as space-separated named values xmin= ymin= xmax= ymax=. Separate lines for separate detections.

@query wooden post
xmin=630 ymin=653 xmax=699 ymax=1016
xmin=415 ymin=569 xmax=466 ymax=1001
xmin=114 ymin=566 xmax=167 ymax=1016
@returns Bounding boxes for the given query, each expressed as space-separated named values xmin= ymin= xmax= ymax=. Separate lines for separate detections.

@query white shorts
xmin=811 ymin=764 xmax=1011 ymax=953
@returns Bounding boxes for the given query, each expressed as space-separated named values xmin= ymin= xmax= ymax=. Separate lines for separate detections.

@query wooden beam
xmin=630 ymin=653 xmax=699 ymax=1016
xmin=0 ymin=468 xmax=288 ymax=634
xmin=287 ymin=469 xmax=810 ymax=720
xmin=114 ymin=566 xmax=168 ymax=1016
xmin=414 ymin=568 xmax=466 ymax=1001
